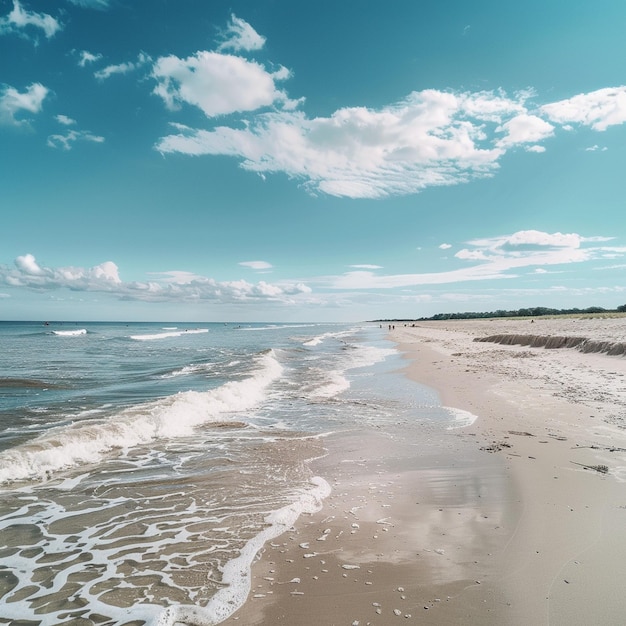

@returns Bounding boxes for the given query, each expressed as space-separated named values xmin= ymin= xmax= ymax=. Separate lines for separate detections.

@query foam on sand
xmin=443 ymin=406 xmax=478 ymax=429
xmin=156 ymin=476 xmax=331 ymax=626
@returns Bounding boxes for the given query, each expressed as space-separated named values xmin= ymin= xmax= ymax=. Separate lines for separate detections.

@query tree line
xmin=374 ymin=304 xmax=626 ymax=322
xmin=421 ymin=305 xmax=626 ymax=321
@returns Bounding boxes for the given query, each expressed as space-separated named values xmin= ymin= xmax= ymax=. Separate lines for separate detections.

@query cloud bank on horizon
xmin=2 ymin=230 xmax=623 ymax=310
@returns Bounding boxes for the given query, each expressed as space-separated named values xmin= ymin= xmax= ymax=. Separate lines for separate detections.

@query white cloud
xmin=49 ymin=113 xmax=104 ymax=150
xmin=77 ymin=50 xmax=103 ymax=67
xmin=349 ymin=264 xmax=383 ymax=269
xmin=585 ymin=144 xmax=607 ymax=152
xmin=0 ymin=255 xmax=311 ymax=305
xmin=15 ymin=253 xmax=43 ymax=275
xmin=239 ymin=261 xmax=273 ymax=270
xmin=152 ymin=51 xmax=295 ymax=117
xmin=95 ymin=52 xmax=151 ymax=80
xmin=5 ymin=255 xmax=120 ymax=289
xmin=47 ymin=129 xmax=105 ymax=150
xmin=496 ymin=114 xmax=554 ymax=148
xmin=476 ymin=230 xmax=588 ymax=250
xmin=217 ymin=14 xmax=266 ymax=52
xmin=152 ymin=42 xmax=626 ymax=201
xmin=541 ymin=86 xmax=626 ymax=131
xmin=156 ymin=89 xmax=517 ymax=198
xmin=330 ymin=230 xmax=622 ymax=290
xmin=56 ymin=114 xmax=76 ymax=126
xmin=0 ymin=0 xmax=61 ymax=39
xmin=0 ymin=82 xmax=48 ymax=125
xmin=439 ymin=243 xmax=452 ymax=250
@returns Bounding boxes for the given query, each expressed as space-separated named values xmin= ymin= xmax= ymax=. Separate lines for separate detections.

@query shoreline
xmin=394 ymin=319 xmax=626 ymax=624
xmin=224 ymin=318 xmax=626 ymax=625
xmin=224 ymin=428 xmax=513 ymax=625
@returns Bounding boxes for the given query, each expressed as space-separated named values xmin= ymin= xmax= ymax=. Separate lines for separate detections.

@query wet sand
xmin=224 ymin=317 xmax=626 ymax=625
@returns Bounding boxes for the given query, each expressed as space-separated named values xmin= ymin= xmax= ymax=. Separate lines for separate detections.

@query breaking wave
xmin=0 ymin=350 xmax=283 ymax=484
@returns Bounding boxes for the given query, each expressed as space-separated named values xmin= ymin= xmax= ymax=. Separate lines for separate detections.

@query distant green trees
xmin=419 ymin=306 xmax=624 ymax=321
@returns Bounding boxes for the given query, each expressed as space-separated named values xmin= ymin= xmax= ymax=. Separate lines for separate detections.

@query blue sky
xmin=1 ymin=0 xmax=625 ymax=322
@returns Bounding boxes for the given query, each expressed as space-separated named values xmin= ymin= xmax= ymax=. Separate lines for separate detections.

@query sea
xmin=0 ymin=321 xmax=474 ymax=625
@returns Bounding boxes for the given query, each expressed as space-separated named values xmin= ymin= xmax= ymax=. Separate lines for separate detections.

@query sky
xmin=1 ymin=0 xmax=626 ymax=322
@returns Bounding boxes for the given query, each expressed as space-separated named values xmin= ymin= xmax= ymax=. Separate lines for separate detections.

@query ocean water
xmin=0 ymin=321 xmax=469 ymax=625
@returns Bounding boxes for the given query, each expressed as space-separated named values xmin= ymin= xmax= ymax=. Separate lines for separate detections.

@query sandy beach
xmin=225 ymin=317 xmax=626 ymax=625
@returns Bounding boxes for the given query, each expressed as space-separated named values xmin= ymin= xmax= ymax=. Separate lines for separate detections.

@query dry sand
xmin=224 ymin=317 xmax=626 ymax=625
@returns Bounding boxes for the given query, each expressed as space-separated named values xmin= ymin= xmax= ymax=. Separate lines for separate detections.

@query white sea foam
xmin=239 ymin=324 xmax=322 ymax=332
xmin=130 ymin=329 xmax=209 ymax=341
xmin=306 ymin=370 xmax=350 ymax=399
xmin=156 ymin=476 xmax=331 ymax=626
xmin=302 ymin=343 xmax=395 ymax=400
xmin=345 ymin=343 xmax=396 ymax=370
xmin=52 ymin=328 xmax=87 ymax=336
xmin=303 ymin=329 xmax=354 ymax=347
xmin=160 ymin=363 xmax=215 ymax=379
xmin=444 ymin=406 xmax=478 ymax=429
xmin=0 ymin=351 xmax=283 ymax=484
xmin=303 ymin=336 xmax=324 ymax=347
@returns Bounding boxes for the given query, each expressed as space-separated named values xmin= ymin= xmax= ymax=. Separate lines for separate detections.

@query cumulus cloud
xmin=439 ymin=243 xmax=452 ymax=250
xmin=156 ymin=89 xmax=517 ymax=198
xmin=0 ymin=0 xmax=61 ymax=39
xmin=5 ymin=255 xmax=121 ymax=289
xmin=0 ymin=82 xmax=48 ymax=125
xmin=158 ymin=87 xmax=591 ymax=199
xmin=330 ymin=230 xmax=624 ymax=289
xmin=349 ymin=264 xmax=383 ymax=269
xmin=95 ymin=52 xmax=151 ymax=80
xmin=15 ymin=253 xmax=43 ymax=275
xmin=0 ymin=255 xmax=312 ymax=304
xmin=496 ymin=114 xmax=554 ymax=148
xmin=541 ymin=87 xmax=626 ymax=131
xmin=152 ymin=51 xmax=295 ymax=117
xmin=77 ymin=50 xmax=103 ymax=67
xmin=150 ymin=18 xmax=626 ymax=202
xmin=217 ymin=14 xmax=266 ymax=52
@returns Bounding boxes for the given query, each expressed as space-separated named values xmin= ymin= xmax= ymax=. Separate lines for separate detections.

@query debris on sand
xmin=571 ymin=461 xmax=609 ymax=474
